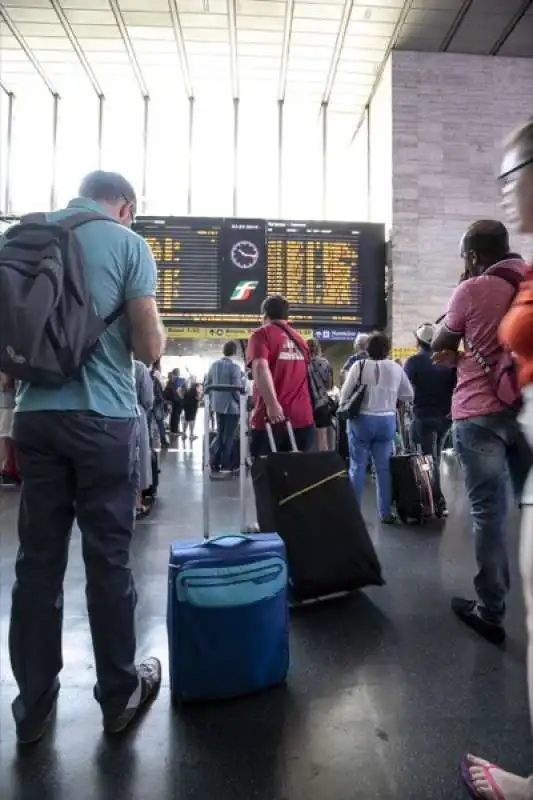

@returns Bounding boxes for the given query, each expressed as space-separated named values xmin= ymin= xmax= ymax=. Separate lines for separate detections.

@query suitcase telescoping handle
xmin=265 ymin=420 xmax=298 ymax=453
xmin=203 ymin=383 xmax=248 ymax=539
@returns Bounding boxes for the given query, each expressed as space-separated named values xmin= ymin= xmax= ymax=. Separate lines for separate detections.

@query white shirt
xmin=339 ymin=358 xmax=414 ymax=416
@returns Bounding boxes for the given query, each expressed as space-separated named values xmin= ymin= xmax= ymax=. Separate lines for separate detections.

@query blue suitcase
xmin=167 ymin=385 xmax=290 ymax=703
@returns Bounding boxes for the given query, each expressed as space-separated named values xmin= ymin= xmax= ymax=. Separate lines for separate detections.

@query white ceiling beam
xmin=322 ymin=0 xmax=354 ymax=105
xmin=108 ymin=0 xmax=149 ymax=98
xmin=351 ymin=0 xmax=414 ymax=143
xmin=278 ymin=0 xmax=295 ymax=102
xmin=227 ymin=0 xmax=239 ymax=99
xmin=440 ymin=0 xmax=473 ymax=51
xmin=49 ymin=0 xmax=104 ymax=98
xmin=0 ymin=3 xmax=58 ymax=96
xmin=491 ymin=0 xmax=533 ymax=55
xmin=0 ymin=77 xmax=13 ymax=97
xmin=168 ymin=0 xmax=194 ymax=99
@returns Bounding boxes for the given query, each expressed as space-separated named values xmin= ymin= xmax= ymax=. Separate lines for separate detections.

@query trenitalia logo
xmin=230 ymin=280 xmax=259 ymax=301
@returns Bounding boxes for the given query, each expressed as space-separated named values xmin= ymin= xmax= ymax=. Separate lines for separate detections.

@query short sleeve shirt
xmin=246 ymin=322 xmax=314 ymax=430
xmin=444 ymin=259 xmax=526 ymax=420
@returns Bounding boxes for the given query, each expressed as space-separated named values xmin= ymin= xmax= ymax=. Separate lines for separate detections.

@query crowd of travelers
xmin=1 ymin=115 xmax=533 ymax=800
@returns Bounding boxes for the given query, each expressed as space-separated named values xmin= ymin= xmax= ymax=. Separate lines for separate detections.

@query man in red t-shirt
xmin=246 ymin=294 xmax=314 ymax=456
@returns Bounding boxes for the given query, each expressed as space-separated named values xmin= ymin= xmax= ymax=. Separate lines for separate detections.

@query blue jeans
xmin=148 ymin=409 xmax=167 ymax=447
xmin=348 ymin=414 xmax=396 ymax=519
xmin=210 ymin=413 xmax=239 ymax=470
xmin=453 ymin=413 xmax=533 ymax=624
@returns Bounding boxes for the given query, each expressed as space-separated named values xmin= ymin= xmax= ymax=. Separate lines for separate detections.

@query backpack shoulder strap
xmin=20 ymin=213 xmax=48 ymax=224
xmin=271 ymin=321 xmax=306 ymax=359
xmin=488 ymin=264 xmax=524 ymax=292
xmin=57 ymin=212 xmax=120 ymax=231
xmin=14 ymin=211 xmax=119 ymax=235
xmin=61 ymin=212 xmax=124 ymax=326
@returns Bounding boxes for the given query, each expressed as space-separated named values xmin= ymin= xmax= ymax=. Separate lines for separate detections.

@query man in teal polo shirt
xmin=8 ymin=171 xmax=166 ymax=744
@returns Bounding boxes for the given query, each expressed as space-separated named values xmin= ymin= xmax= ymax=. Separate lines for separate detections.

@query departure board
xmin=134 ymin=216 xmax=385 ymax=329
xmin=266 ymin=221 xmax=361 ymax=321
xmin=136 ymin=217 xmax=222 ymax=312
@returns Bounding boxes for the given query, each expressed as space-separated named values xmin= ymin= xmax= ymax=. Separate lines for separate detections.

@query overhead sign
xmin=315 ymin=328 xmax=358 ymax=342
xmin=135 ymin=215 xmax=386 ymax=328
xmin=165 ymin=326 xmax=313 ymax=340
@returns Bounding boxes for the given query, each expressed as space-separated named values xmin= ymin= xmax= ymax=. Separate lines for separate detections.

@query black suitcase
xmin=390 ymin=411 xmax=443 ymax=524
xmin=142 ymin=449 xmax=160 ymax=500
xmin=335 ymin=416 xmax=350 ymax=461
xmin=251 ymin=423 xmax=384 ymax=603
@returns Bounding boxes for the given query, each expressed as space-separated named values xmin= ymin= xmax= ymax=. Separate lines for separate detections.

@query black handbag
xmin=337 ymin=360 xmax=366 ymax=421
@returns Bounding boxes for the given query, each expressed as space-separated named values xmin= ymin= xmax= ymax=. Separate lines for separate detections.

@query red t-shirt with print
xmin=246 ymin=322 xmax=314 ymax=431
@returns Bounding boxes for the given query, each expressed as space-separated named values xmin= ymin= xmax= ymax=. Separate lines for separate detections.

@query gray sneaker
xmin=104 ymin=658 xmax=161 ymax=734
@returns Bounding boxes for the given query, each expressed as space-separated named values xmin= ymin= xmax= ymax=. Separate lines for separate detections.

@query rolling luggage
xmin=251 ymin=422 xmax=384 ymax=603
xmin=142 ymin=449 xmax=160 ymax=501
xmin=167 ymin=385 xmax=289 ymax=703
xmin=390 ymin=410 xmax=442 ymax=524
xmin=1 ymin=438 xmax=20 ymax=485
xmin=335 ymin=415 xmax=350 ymax=461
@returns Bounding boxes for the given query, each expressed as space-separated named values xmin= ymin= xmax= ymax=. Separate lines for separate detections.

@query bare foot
xmin=464 ymin=754 xmax=532 ymax=799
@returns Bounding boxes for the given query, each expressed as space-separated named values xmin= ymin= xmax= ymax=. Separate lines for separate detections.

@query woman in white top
xmin=339 ymin=331 xmax=414 ymax=523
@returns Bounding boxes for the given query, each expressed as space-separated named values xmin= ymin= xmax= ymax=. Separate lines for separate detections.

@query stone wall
xmin=389 ymin=51 xmax=533 ymax=347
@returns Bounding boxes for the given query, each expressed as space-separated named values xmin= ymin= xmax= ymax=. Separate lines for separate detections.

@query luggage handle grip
xmin=265 ymin=420 xmax=298 ymax=453
xmin=204 ymin=383 xmax=246 ymax=395
xmin=199 ymin=534 xmax=253 ymax=547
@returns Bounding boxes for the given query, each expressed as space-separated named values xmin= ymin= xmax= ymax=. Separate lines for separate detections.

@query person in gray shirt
xmin=206 ymin=341 xmax=243 ymax=475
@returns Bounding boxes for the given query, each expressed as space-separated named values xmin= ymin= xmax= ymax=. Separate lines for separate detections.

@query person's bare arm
xmin=432 ymin=282 xmax=470 ymax=355
xmin=126 ymin=297 xmax=166 ymax=366
xmin=432 ymin=324 xmax=462 ymax=354
xmin=252 ymin=359 xmax=284 ymax=422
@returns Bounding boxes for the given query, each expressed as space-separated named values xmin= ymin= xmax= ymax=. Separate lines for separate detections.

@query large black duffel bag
xmin=251 ymin=423 xmax=384 ymax=603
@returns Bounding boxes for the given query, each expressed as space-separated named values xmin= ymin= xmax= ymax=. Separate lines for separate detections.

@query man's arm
xmin=247 ymin=330 xmax=284 ymax=422
xmin=432 ymin=282 xmax=471 ymax=354
xmin=403 ymin=356 xmax=416 ymax=384
xmin=125 ymin=237 xmax=166 ymax=365
xmin=252 ymin=360 xmax=283 ymax=422
xmin=432 ymin=325 xmax=462 ymax=354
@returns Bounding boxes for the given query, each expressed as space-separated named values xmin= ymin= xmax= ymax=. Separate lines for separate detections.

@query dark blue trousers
xmin=9 ymin=411 xmax=140 ymax=726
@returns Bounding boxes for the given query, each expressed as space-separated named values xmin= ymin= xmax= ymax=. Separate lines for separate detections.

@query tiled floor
xmin=1 ymin=440 xmax=532 ymax=799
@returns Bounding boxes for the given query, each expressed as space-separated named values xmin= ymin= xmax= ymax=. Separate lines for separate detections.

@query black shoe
xmin=136 ymin=498 xmax=154 ymax=521
xmin=1 ymin=474 xmax=20 ymax=488
xmin=103 ymin=658 xmax=161 ymax=734
xmin=451 ymin=597 xmax=506 ymax=645
xmin=15 ymin=685 xmax=59 ymax=745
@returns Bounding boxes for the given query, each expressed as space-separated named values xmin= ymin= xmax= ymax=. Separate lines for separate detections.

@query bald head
xmin=79 ymin=171 xmax=136 ymax=207
xmin=78 ymin=170 xmax=137 ymax=227
xmin=460 ymin=220 xmax=510 ymax=273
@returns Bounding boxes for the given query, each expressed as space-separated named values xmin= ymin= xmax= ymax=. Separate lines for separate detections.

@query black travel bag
xmin=142 ymin=449 xmax=160 ymax=501
xmin=251 ymin=422 xmax=384 ymax=603
xmin=390 ymin=409 xmax=443 ymax=524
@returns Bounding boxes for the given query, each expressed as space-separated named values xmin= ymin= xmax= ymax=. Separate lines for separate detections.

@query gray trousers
xmin=9 ymin=411 xmax=140 ymax=726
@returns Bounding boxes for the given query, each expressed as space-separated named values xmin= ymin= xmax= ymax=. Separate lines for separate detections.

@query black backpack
xmin=0 ymin=211 xmax=123 ymax=387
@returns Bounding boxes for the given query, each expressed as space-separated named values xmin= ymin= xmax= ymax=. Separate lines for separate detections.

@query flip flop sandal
xmin=460 ymin=756 xmax=506 ymax=800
